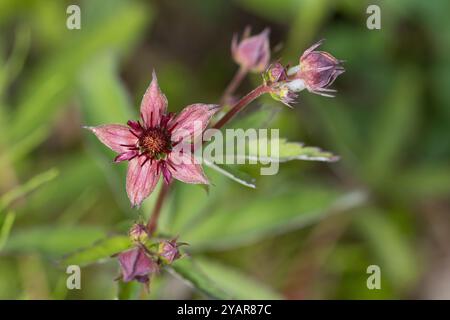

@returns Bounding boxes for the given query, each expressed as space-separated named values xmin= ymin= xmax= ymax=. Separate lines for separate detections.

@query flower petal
xmin=168 ymin=151 xmax=209 ymax=184
xmin=126 ymin=157 xmax=160 ymax=207
xmin=140 ymin=71 xmax=168 ymax=129
xmin=170 ymin=104 xmax=219 ymax=143
xmin=114 ymin=150 xmax=138 ymax=163
xmin=85 ymin=124 xmax=136 ymax=153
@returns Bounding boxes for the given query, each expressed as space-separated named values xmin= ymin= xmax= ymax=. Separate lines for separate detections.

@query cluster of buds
xmin=116 ymin=223 xmax=187 ymax=286
xmin=264 ymin=39 xmax=345 ymax=106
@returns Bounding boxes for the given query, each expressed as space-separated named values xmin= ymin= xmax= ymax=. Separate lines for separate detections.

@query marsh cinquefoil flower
xmin=232 ymin=28 xmax=270 ymax=73
xmin=264 ymin=40 xmax=344 ymax=106
xmin=86 ymin=72 xmax=218 ymax=207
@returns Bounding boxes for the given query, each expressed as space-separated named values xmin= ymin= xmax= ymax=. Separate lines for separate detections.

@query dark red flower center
xmin=138 ymin=128 xmax=172 ymax=158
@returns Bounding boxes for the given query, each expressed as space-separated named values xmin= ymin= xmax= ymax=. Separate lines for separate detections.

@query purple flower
xmin=85 ymin=72 xmax=219 ymax=207
xmin=232 ymin=28 xmax=270 ymax=72
xmin=295 ymin=39 xmax=345 ymax=97
xmin=158 ymin=238 xmax=186 ymax=264
xmin=118 ymin=247 xmax=158 ymax=284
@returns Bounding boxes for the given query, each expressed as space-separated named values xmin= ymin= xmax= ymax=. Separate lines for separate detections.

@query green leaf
xmin=9 ymin=0 xmax=149 ymax=140
xmin=286 ymin=0 xmax=333 ymax=55
xmin=390 ymin=165 xmax=450 ymax=199
xmin=3 ymin=226 xmax=107 ymax=256
xmin=0 ymin=25 xmax=30 ymax=98
xmin=353 ymin=209 xmax=419 ymax=291
xmin=77 ymin=53 xmax=136 ymax=213
xmin=252 ymin=138 xmax=339 ymax=162
xmin=78 ymin=54 xmax=133 ymax=125
xmin=18 ymin=154 xmax=107 ymax=215
xmin=183 ymin=187 xmax=366 ymax=250
xmin=169 ymin=257 xmax=231 ymax=299
xmin=365 ymin=68 xmax=421 ymax=185
xmin=194 ymin=257 xmax=283 ymax=299
xmin=0 ymin=168 xmax=59 ymax=213
xmin=203 ymin=159 xmax=256 ymax=188
xmin=62 ymin=235 xmax=132 ymax=267
xmin=0 ymin=211 xmax=15 ymax=251
xmin=0 ymin=126 xmax=49 ymax=166
xmin=220 ymin=137 xmax=338 ymax=163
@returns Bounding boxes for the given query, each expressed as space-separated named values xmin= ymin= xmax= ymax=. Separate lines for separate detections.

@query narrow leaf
xmin=168 ymin=257 xmax=231 ymax=299
xmin=183 ymin=188 xmax=366 ymax=250
xmin=195 ymin=257 xmax=283 ymax=299
xmin=0 ymin=211 xmax=15 ymax=251
xmin=0 ymin=168 xmax=59 ymax=212
xmin=62 ymin=235 xmax=132 ymax=267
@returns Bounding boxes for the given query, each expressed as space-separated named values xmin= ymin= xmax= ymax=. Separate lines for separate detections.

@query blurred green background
xmin=0 ymin=0 xmax=450 ymax=299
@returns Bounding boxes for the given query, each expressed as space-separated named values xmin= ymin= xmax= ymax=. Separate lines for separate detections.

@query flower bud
xmin=232 ymin=28 xmax=270 ymax=73
xmin=157 ymin=238 xmax=186 ymax=264
xmin=295 ymin=39 xmax=344 ymax=96
xmin=129 ymin=223 xmax=149 ymax=244
xmin=118 ymin=247 xmax=158 ymax=283
xmin=263 ymin=62 xmax=287 ymax=84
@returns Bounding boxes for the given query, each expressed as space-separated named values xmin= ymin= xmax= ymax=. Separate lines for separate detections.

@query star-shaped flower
xmin=85 ymin=72 xmax=218 ymax=207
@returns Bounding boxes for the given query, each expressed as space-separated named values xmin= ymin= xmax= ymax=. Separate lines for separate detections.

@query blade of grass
xmin=0 ymin=211 xmax=15 ymax=251
xmin=0 ymin=168 xmax=59 ymax=212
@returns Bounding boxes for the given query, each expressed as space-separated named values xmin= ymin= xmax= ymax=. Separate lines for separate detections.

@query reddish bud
xmin=118 ymin=247 xmax=158 ymax=283
xmin=157 ymin=238 xmax=186 ymax=264
xmin=264 ymin=62 xmax=288 ymax=84
xmin=232 ymin=28 xmax=270 ymax=73
xmin=296 ymin=39 xmax=344 ymax=97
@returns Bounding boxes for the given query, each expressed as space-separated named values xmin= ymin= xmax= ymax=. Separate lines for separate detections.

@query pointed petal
xmin=140 ymin=71 xmax=168 ymax=128
xmin=85 ymin=124 xmax=136 ymax=153
xmin=114 ymin=150 xmax=138 ymax=163
xmin=170 ymin=104 xmax=219 ymax=142
xmin=168 ymin=151 xmax=209 ymax=184
xmin=161 ymin=162 xmax=173 ymax=185
xmin=126 ymin=157 xmax=160 ymax=207
xmin=301 ymin=39 xmax=325 ymax=61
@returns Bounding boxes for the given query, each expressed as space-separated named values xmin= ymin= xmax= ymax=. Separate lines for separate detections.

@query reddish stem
xmin=146 ymin=182 xmax=170 ymax=234
xmin=220 ymin=67 xmax=247 ymax=105
xmin=213 ymin=84 xmax=271 ymax=130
